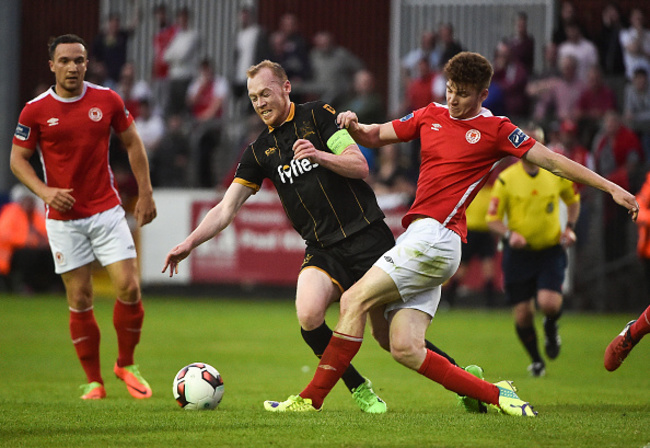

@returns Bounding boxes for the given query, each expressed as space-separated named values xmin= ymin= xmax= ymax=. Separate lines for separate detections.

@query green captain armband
xmin=327 ymin=129 xmax=356 ymax=155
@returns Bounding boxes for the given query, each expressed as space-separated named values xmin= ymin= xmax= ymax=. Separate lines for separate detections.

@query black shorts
xmin=302 ymin=220 xmax=395 ymax=292
xmin=461 ymin=230 xmax=496 ymax=262
xmin=502 ymin=244 xmax=567 ymax=305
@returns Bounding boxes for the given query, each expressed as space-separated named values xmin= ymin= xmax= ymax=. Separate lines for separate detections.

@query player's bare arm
xmin=162 ymin=183 xmax=254 ymax=277
xmin=119 ymin=123 xmax=157 ymax=226
xmin=336 ymin=111 xmax=401 ymax=148
xmin=524 ymin=142 xmax=639 ymax=221
xmin=560 ymin=202 xmax=580 ymax=248
xmin=292 ymin=138 xmax=369 ymax=179
xmin=10 ymin=143 xmax=75 ymax=213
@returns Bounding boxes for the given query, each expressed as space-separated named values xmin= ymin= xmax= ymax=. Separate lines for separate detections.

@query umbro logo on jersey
xmin=47 ymin=118 xmax=59 ymax=127
xmin=431 ymin=123 xmax=442 ymax=131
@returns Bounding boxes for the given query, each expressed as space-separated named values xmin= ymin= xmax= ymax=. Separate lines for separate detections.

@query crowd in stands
xmin=5 ymin=2 xmax=650 ymax=306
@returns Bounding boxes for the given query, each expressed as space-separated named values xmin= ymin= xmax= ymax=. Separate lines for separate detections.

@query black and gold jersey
xmin=234 ymin=101 xmax=385 ymax=247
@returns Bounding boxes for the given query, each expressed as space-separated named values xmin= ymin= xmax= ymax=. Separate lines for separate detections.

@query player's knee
xmin=296 ymin=309 xmax=326 ymax=331
xmin=389 ymin=336 xmax=421 ymax=368
xmin=115 ymin=277 xmax=140 ymax=303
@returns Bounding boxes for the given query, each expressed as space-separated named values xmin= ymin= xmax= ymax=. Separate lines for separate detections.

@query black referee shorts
xmin=502 ymin=244 xmax=567 ymax=305
xmin=301 ymin=220 xmax=395 ymax=292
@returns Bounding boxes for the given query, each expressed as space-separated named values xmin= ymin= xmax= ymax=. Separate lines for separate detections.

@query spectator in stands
xmin=557 ymin=21 xmax=599 ymax=82
xmin=186 ymin=58 xmax=230 ymax=187
xmin=530 ymin=54 xmax=584 ymax=125
xmin=592 ymin=110 xmax=645 ymax=263
xmin=552 ymin=1 xmax=587 ymax=45
xmin=233 ymin=7 xmax=270 ymax=110
xmin=0 ymin=184 xmax=58 ymax=293
xmin=402 ymin=58 xmax=435 ymax=114
xmin=574 ymin=64 xmax=618 ymax=148
xmin=597 ymin=2 xmax=626 ymax=77
xmin=134 ymin=98 xmax=165 ymax=160
xmin=507 ymin=11 xmax=535 ymax=75
xmin=151 ymin=115 xmax=190 ymax=188
xmin=340 ymin=69 xmax=385 ymax=125
xmin=370 ymin=143 xmax=416 ymax=208
xmin=304 ymin=31 xmax=363 ymax=107
xmin=620 ymin=8 xmax=650 ymax=81
xmin=624 ymin=67 xmax=650 ymax=163
xmin=92 ymin=12 xmax=138 ymax=85
xmin=277 ymin=13 xmax=311 ymax=83
xmin=402 ymin=30 xmax=440 ymax=79
xmin=163 ymin=6 xmax=200 ymax=117
xmin=151 ymin=4 xmax=177 ymax=117
xmin=492 ymin=40 xmax=530 ymax=122
xmin=115 ymin=62 xmax=152 ymax=119
xmin=437 ymin=23 xmax=463 ymax=67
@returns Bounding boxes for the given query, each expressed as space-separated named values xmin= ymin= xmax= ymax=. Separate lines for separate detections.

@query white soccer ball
xmin=172 ymin=362 xmax=224 ymax=410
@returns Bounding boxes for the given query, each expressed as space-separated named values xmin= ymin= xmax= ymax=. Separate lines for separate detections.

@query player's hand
xmin=611 ymin=187 xmax=639 ymax=221
xmin=336 ymin=110 xmax=360 ymax=132
xmin=560 ymin=228 xmax=577 ymax=248
xmin=42 ymin=187 xmax=75 ymax=213
xmin=134 ymin=193 xmax=157 ymax=226
xmin=292 ymin=139 xmax=319 ymax=163
xmin=509 ymin=231 xmax=527 ymax=249
xmin=162 ymin=241 xmax=192 ymax=277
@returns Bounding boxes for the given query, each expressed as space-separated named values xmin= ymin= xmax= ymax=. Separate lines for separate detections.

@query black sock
xmin=516 ymin=324 xmax=543 ymax=363
xmin=301 ymin=322 xmax=365 ymax=391
xmin=544 ymin=311 xmax=562 ymax=338
xmin=425 ymin=340 xmax=457 ymax=366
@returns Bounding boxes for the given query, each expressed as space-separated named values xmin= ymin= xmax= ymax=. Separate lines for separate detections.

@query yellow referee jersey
xmin=486 ymin=161 xmax=580 ymax=250
xmin=466 ymin=184 xmax=492 ymax=232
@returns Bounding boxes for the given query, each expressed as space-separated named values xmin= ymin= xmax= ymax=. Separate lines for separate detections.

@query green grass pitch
xmin=1 ymin=294 xmax=648 ymax=447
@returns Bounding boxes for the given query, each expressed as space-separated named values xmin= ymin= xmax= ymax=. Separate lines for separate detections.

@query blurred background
xmin=0 ymin=0 xmax=648 ymax=313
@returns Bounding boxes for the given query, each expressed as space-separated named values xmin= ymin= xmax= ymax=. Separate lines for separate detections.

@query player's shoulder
xmin=299 ymin=100 xmax=337 ymax=116
xmin=25 ymin=88 xmax=53 ymax=106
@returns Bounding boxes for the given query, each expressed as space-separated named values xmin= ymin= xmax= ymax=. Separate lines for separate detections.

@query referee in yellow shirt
xmin=486 ymin=124 xmax=580 ymax=377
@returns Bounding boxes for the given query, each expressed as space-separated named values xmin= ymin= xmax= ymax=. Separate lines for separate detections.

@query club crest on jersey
xmin=88 ymin=107 xmax=103 ymax=122
xmin=14 ymin=123 xmax=30 ymax=141
xmin=278 ymin=158 xmax=319 ymax=184
xmin=265 ymin=147 xmax=277 ymax=156
xmin=508 ymin=128 xmax=529 ymax=148
xmin=399 ymin=112 xmax=414 ymax=122
xmin=466 ymin=129 xmax=481 ymax=144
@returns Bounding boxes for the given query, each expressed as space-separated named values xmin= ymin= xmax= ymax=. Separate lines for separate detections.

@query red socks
xmin=417 ymin=349 xmax=500 ymax=405
xmin=113 ymin=299 xmax=144 ymax=368
xmin=630 ymin=305 xmax=650 ymax=341
xmin=69 ymin=308 xmax=102 ymax=384
xmin=300 ymin=333 xmax=362 ymax=409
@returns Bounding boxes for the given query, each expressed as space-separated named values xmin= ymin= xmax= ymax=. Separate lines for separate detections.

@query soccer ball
xmin=172 ymin=362 xmax=224 ymax=410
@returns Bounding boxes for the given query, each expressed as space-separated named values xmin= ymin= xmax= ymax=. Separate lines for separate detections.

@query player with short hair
xmin=163 ymin=60 xmax=466 ymax=414
xmin=10 ymin=34 xmax=157 ymax=400
xmin=486 ymin=124 xmax=580 ymax=377
xmin=264 ymin=51 xmax=638 ymax=416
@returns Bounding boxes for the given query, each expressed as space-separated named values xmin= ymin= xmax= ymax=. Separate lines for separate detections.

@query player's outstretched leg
xmin=604 ymin=320 xmax=638 ymax=371
xmin=301 ymin=324 xmax=386 ymax=413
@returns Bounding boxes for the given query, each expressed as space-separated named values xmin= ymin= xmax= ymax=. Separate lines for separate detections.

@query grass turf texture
xmin=1 ymin=294 xmax=648 ymax=448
